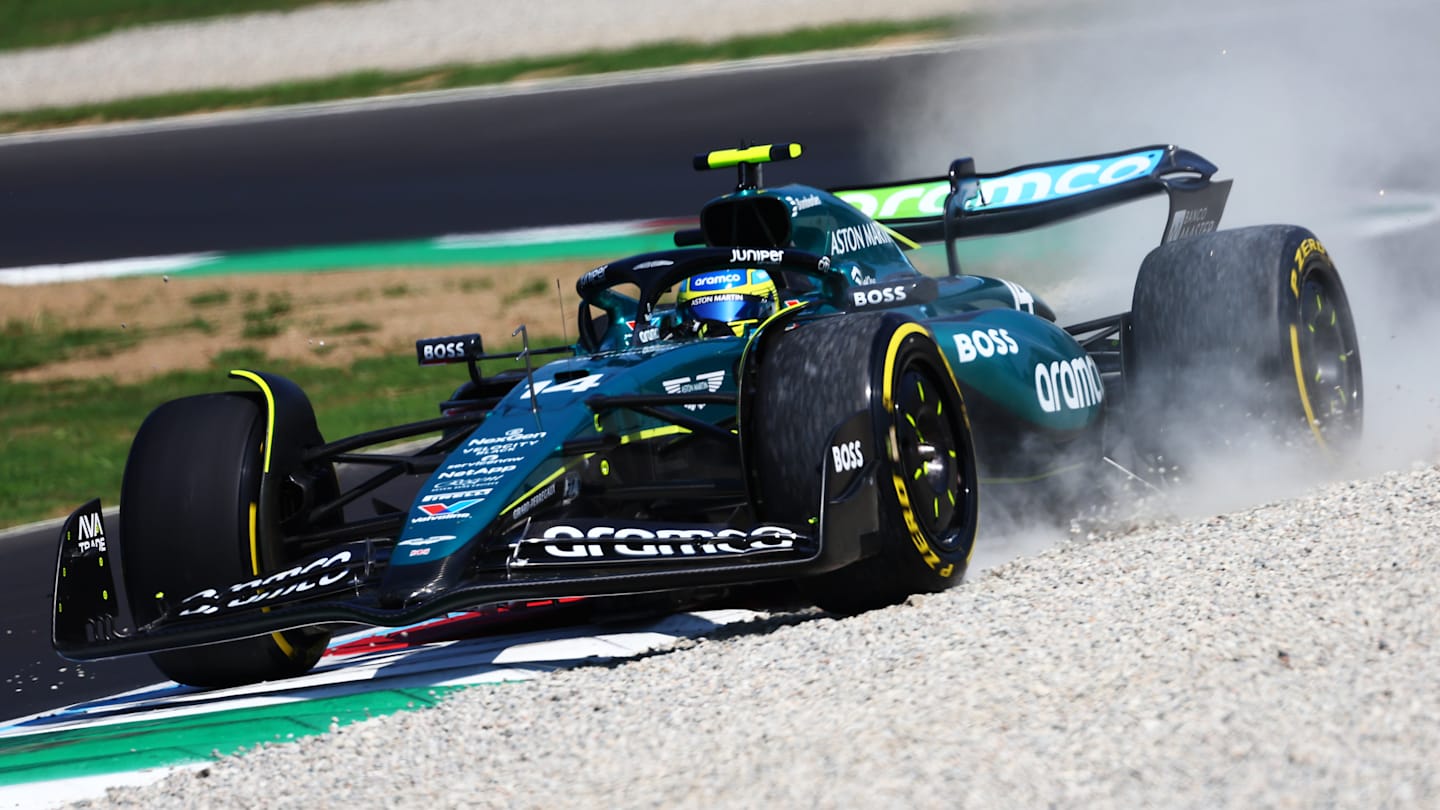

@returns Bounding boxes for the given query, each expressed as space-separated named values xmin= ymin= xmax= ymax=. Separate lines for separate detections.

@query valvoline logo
xmin=418 ymin=499 xmax=481 ymax=516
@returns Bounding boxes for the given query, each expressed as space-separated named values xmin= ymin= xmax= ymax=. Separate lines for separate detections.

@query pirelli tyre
xmin=119 ymin=393 xmax=332 ymax=687
xmin=751 ymin=312 xmax=979 ymax=614
xmin=1126 ymin=224 xmax=1363 ymax=479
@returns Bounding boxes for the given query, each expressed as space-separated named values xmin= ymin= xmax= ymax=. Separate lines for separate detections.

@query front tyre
xmin=752 ymin=313 xmax=979 ymax=614
xmin=120 ymin=393 xmax=331 ymax=688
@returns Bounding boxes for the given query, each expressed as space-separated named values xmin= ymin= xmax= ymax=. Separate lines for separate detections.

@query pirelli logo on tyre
xmin=891 ymin=470 xmax=952 ymax=577
xmin=1291 ymin=237 xmax=1325 ymax=297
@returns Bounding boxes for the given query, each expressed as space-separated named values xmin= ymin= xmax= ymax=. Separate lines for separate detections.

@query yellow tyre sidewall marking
xmin=231 ymin=370 xmax=300 ymax=659
xmin=1289 ymin=322 xmax=1329 ymax=453
xmin=249 ymin=500 xmax=297 ymax=658
xmin=882 ymin=323 xmax=959 ymax=576
xmin=1288 ymin=246 xmax=1332 ymax=455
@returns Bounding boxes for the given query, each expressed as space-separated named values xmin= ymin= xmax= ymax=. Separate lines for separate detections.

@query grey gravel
xmin=82 ymin=463 xmax=1440 ymax=808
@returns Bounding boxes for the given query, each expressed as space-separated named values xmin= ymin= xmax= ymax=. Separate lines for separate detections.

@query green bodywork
xmin=399 ymin=180 xmax=1101 ymax=559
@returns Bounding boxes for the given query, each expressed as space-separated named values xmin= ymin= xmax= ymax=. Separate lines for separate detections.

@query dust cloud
xmin=879 ymin=0 xmax=1440 ymax=564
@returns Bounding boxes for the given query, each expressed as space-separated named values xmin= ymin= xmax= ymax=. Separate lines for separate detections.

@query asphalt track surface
xmin=0 ymin=52 xmax=950 ymax=269
xmin=5 ymin=0 xmax=1437 ymax=270
xmin=5 ymin=0 xmax=1439 ymax=721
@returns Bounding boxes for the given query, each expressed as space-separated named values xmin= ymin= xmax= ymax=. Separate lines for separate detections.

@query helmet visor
xmin=686 ymin=293 xmax=768 ymax=324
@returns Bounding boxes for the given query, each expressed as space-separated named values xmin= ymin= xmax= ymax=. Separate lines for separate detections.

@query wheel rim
xmin=1296 ymin=271 xmax=1362 ymax=440
xmin=892 ymin=365 xmax=969 ymax=553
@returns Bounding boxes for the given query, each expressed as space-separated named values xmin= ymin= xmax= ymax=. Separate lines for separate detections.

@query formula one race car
xmin=53 ymin=141 xmax=1362 ymax=687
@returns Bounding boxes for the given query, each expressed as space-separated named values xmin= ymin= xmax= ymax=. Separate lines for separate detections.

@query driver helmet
xmin=676 ymin=268 xmax=777 ymax=337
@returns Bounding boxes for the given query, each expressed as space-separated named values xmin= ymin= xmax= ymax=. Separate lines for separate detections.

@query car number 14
xmin=520 ymin=374 xmax=606 ymax=399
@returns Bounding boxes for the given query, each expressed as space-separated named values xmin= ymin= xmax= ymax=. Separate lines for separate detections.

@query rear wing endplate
xmin=832 ymin=145 xmax=1232 ymax=274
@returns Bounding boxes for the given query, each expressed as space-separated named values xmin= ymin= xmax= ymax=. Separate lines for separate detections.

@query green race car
xmin=53 ymin=141 xmax=1362 ymax=688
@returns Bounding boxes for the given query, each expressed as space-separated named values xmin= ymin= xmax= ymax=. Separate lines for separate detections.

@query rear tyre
xmin=1126 ymin=225 xmax=1362 ymax=479
xmin=121 ymin=393 xmax=331 ymax=688
xmin=752 ymin=313 xmax=979 ymax=614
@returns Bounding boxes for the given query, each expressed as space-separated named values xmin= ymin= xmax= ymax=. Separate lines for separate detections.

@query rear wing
xmin=832 ymin=145 xmax=1233 ymax=274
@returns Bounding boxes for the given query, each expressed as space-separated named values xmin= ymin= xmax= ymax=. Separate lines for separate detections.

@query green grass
xmin=0 ymin=314 xmax=223 ymax=374
xmin=0 ymin=0 xmax=373 ymax=52
xmin=0 ymin=318 xmax=135 ymax=373
xmin=240 ymin=292 xmax=293 ymax=338
xmin=330 ymin=319 xmax=379 ymax=335
xmin=180 ymin=316 xmax=218 ymax=335
xmin=502 ymin=278 xmax=552 ymax=306
xmin=0 ymin=340 xmax=560 ymax=529
xmin=0 ymin=17 xmax=970 ymax=133
xmin=186 ymin=289 xmax=231 ymax=307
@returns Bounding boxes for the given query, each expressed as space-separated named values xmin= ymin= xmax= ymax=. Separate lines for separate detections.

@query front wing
xmin=53 ymin=412 xmax=883 ymax=661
